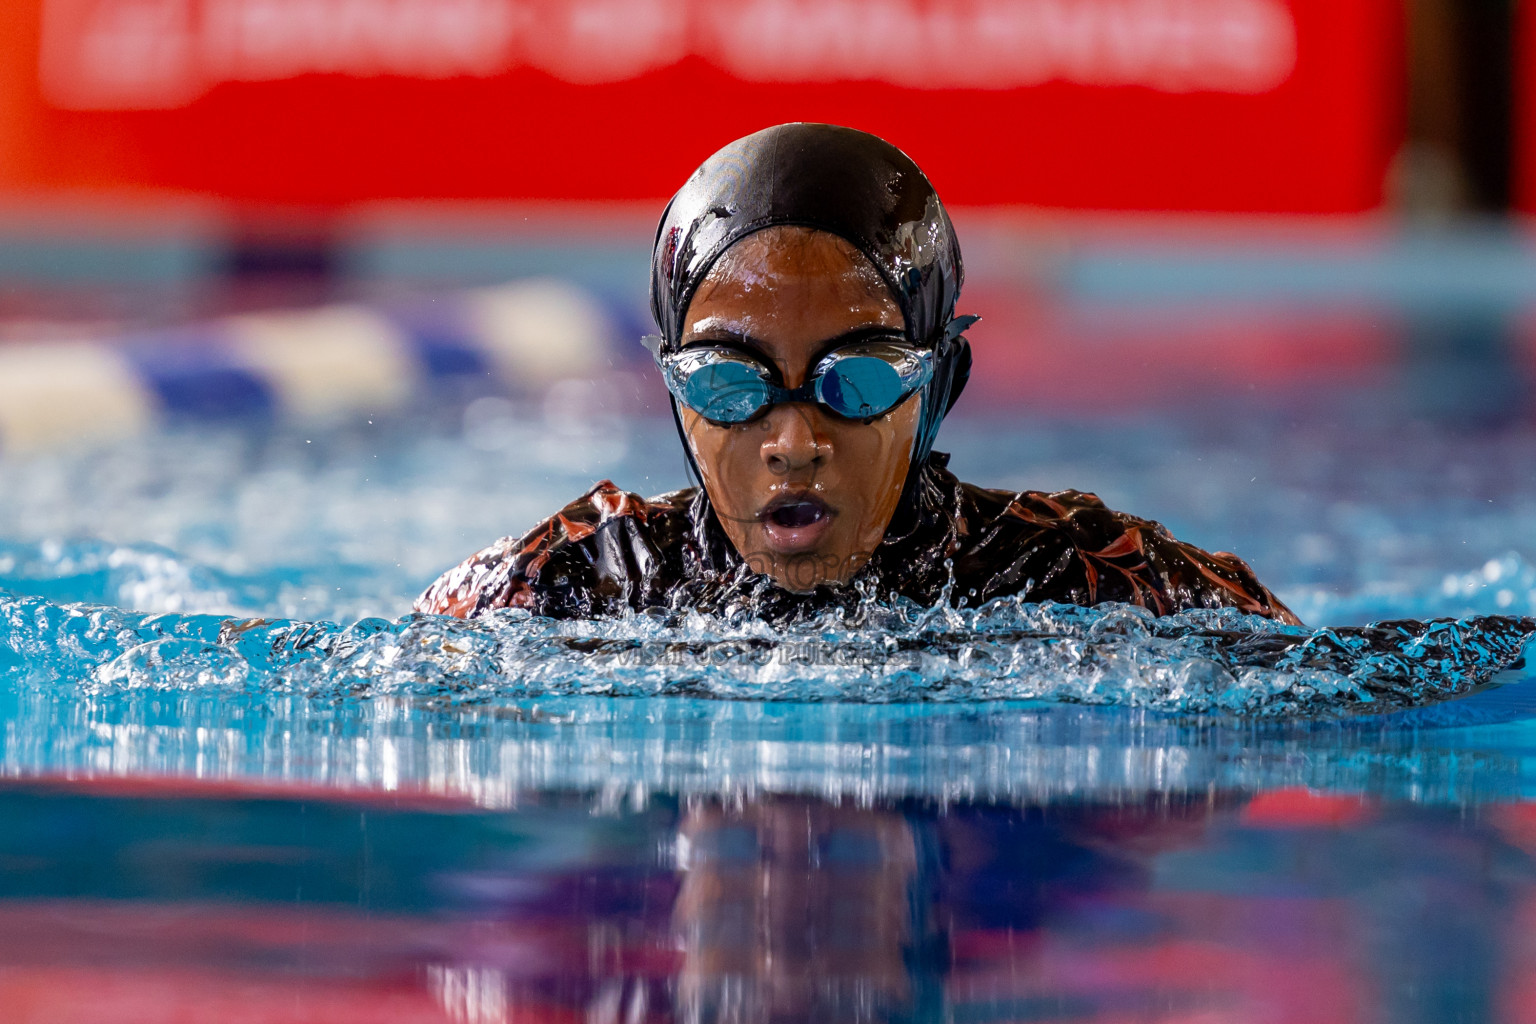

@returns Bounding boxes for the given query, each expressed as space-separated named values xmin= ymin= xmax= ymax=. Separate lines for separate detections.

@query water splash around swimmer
xmin=4 ymin=586 xmax=1531 ymax=718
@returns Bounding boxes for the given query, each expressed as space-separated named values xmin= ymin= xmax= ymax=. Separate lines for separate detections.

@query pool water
xmin=3 ymin=385 xmax=1536 ymax=1022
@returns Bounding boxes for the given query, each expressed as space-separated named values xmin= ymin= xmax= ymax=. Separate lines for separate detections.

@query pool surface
xmin=3 ymin=378 xmax=1536 ymax=1021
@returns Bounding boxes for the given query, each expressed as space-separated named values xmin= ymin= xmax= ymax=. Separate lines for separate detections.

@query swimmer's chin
xmin=758 ymin=546 xmax=874 ymax=594
xmin=768 ymin=567 xmax=836 ymax=595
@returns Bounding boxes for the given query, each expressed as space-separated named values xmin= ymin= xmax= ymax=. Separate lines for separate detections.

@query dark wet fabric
xmin=650 ymin=122 xmax=972 ymax=469
xmin=416 ymin=454 xmax=1301 ymax=625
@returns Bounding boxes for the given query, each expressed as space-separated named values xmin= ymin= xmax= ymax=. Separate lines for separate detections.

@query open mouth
xmin=758 ymin=494 xmax=835 ymax=551
xmin=765 ymin=499 xmax=830 ymax=530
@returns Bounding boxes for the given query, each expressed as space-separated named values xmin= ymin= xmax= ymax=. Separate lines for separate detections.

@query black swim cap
xmin=649 ymin=122 xmax=975 ymax=468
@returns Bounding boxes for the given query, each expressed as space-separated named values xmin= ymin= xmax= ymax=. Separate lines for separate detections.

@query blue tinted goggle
xmin=658 ymin=340 xmax=934 ymax=424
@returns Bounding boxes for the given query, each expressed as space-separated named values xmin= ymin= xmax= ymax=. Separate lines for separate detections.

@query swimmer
xmin=418 ymin=123 xmax=1300 ymax=625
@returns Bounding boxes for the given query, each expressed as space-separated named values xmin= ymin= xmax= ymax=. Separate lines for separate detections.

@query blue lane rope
xmin=0 ymin=282 xmax=624 ymax=452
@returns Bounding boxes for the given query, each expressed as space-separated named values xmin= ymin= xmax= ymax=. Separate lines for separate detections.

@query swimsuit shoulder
xmin=954 ymin=483 xmax=1300 ymax=624
xmin=413 ymin=481 xmax=696 ymax=618
xmin=417 ymin=468 xmax=1297 ymax=625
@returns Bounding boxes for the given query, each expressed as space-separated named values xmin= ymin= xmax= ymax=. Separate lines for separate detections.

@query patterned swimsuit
xmin=416 ymin=454 xmax=1300 ymax=625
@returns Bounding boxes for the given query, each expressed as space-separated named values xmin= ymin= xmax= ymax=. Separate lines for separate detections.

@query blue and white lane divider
xmin=0 ymin=279 xmax=620 ymax=452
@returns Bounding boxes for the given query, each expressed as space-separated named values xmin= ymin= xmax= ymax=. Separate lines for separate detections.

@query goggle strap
xmin=938 ymin=314 xmax=980 ymax=355
xmin=946 ymin=314 xmax=980 ymax=341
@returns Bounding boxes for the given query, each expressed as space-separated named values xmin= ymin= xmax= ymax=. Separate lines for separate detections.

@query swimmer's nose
xmin=761 ymin=405 xmax=830 ymax=476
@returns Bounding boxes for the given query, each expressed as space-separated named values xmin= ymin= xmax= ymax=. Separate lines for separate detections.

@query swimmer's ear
xmin=934 ymin=315 xmax=978 ymax=417
xmin=943 ymin=315 xmax=980 ymax=350
xmin=945 ymin=339 xmax=972 ymax=416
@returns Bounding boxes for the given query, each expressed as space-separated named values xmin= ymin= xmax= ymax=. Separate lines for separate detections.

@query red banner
xmin=0 ymin=0 xmax=1403 ymax=211
xmin=1519 ymin=0 xmax=1536 ymax=213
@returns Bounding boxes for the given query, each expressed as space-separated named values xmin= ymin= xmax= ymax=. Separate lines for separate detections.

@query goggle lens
xmin=663 ymin=343 xmax=930 ymax=424
xmin=816 ymin=356 xmax=906 ymax=419
xmin=682 ymin=360 xmax=770 ymax=423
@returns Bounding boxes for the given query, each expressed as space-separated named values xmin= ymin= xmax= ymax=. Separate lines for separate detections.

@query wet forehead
xmin=682 ymin=228 xmax=902 ymax=380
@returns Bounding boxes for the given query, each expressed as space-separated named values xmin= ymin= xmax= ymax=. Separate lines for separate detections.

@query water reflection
xmin=2 ymin=778 xmax=1534 ymax=1022
xmin=675 ymin=799 xmax=922 ymax=1022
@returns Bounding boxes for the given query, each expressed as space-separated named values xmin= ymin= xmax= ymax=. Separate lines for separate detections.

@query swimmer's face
xmin=679 ymin=226 xmax=919 ymax=592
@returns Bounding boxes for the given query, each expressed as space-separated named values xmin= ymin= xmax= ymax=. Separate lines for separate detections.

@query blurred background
xmin=3 ymin=0 xmax=1536 ymax=629
xmin=0 ymin=0 xmax=1530 ymax=435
